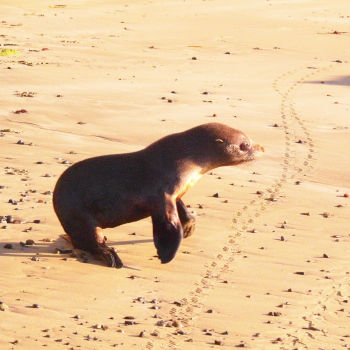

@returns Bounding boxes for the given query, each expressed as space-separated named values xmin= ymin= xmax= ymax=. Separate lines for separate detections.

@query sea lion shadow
xmin=108 ymin=238 xmax=153 ymax=246
xmin=0 ymin=237 xmax=67 ymax=259
xmin=0 ymin=236 xmax=154 ymax=264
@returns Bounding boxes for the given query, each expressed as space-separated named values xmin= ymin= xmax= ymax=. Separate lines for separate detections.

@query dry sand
xmin=1 ymin=0 xmax=350 ymax=349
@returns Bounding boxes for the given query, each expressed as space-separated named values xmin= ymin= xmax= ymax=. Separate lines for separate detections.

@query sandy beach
xmin=1 ymin=1 xmax=350 ymax=349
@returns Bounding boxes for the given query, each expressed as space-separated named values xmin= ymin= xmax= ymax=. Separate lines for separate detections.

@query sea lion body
xmin=53 ymin=123 xmax=263 ymax=267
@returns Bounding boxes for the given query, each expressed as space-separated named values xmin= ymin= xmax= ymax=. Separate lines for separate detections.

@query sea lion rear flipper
xmin=97 ymin=246 xmax=123 ymax=268
xmin=152 ymin=197 xmax=183 ymax=264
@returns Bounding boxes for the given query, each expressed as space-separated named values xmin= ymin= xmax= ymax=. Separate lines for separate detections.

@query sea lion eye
xmin=240 ymin=142 xmax=249 ymax=151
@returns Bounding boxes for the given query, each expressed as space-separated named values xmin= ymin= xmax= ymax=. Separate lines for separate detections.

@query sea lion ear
xmin=152 ymin=199 xmax=183 ymax=264
xmin=215 ymin=138 xmax=224 ymax=143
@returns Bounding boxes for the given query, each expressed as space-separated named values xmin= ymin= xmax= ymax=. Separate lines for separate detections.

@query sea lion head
xmin=188 ymin=123 xmax=264 ymax=170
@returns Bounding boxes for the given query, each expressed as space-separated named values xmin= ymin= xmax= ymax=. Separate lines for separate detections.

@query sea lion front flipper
xmin=152 ymin=197 xmax=183 ymax=264
xmin=176 ymin=199 xmax=196 ymax=238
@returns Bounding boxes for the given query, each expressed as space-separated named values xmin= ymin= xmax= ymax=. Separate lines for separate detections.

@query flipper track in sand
xmin=143 ymin=63 xmax=343 ymax=350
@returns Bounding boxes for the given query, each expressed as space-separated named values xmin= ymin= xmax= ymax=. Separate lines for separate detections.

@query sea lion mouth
xmin=246 ymin=143 xmax=265 ymax=161
xmin=253 ymin=143 xmax=265 ymax=156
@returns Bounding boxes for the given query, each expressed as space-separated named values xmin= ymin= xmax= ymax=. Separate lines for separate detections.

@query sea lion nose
xmin=251 ymin=143 xmax=264 ymax=158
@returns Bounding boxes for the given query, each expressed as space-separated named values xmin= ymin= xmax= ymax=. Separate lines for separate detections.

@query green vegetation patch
xmin=0 ymin=49 xmax=20 ymax=56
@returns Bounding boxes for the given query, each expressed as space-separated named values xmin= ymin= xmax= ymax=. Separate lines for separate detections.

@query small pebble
xmin=25 ymin=239 xmax=35 ymax=245
xmin=272 ymin=337 xmax=283 ymax=343
xmin=214 ymin=339 xmax=222 ymax=345
xmin=138 ymin=331 xmax=145 ymax=337
xmin=172 ymin=320 xmax=182 ymax=328
xmin=93 ymin=324 xmax=106 ymax=329
xmin=0 ymin=302 xmax=9 ymax=311
xmin=213 ymin=193 xmax=219 ymax=198
xmin=124 ymin=316 xmax=135 ymax=320
xmin=32 ymin=303 xmax=40 ymax=308
xmin=322 ymin=253 xmax=329 ymax=258
xmin=4 ymin=243 xmax=13 ymax=249
xmin=14 ymin=109 xmax=28 ymax=114
xmin=267 ymin=311 xmax=281 ymax=316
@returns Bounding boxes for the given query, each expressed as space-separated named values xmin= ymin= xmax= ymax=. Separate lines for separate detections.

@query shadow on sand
xmin=0 ymin=235 xmax=153 ymax=269
xmin=305 ymin=75 xmax=350 ymax=86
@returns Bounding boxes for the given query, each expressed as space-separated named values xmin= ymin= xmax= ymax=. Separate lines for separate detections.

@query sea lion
xmin=53 ymin=123 xmax=263 ymax=268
